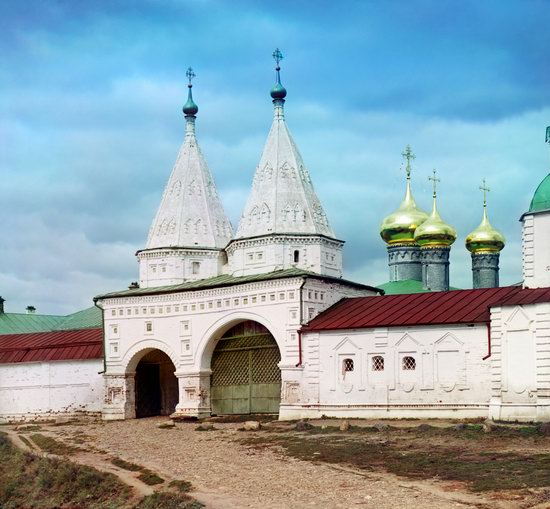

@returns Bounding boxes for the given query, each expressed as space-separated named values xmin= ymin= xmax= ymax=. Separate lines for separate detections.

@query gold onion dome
xmin=380 ymin=146 xmax=428 ymax=245
xmin=414 ymin=171 xmax=457 ymax=248
xmin=465 ymin=181 xmax=505 ymax=253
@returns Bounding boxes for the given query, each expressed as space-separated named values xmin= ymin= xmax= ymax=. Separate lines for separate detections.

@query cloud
xmin=1 ymin=0 xmax=549 ymax=313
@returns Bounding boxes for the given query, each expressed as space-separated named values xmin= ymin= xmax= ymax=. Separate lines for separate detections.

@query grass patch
xmin=242 ymin=430 xmax=550 ymax=493
xmin=111 ymin=457 xmax=144 ymax=472
xmin=134 ymin=491 xmax=203 ymax=509
xmin=17 ymin=424 xmax=42 ymax=432
xmin=137 ymin=469 xmax=165 ymax=485
xmin=0 ymin=432 xmax=131 ymax=508
xmin=169 ymin=479 xmax=193 ymax=493
xmin=18 ymin=435 xmax=33 ymax=449
xmin=29 ymin=433 xmax=75 ymax=455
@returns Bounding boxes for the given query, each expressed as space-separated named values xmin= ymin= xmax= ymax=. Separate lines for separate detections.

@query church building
xmin=2 ymin=51 xmax=550 ymax=423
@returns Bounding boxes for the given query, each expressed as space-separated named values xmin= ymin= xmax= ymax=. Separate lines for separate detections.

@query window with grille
xmin=343 ymin=358 xmax=354 ymax=372
xmin=402 ymin=356 xmax=416 ymax=370
xmin=372 ymin=356 xmax=384 ymax=371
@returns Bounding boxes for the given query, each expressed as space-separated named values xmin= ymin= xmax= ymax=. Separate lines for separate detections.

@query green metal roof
xmin=56 ymin=306 xmax=102 ymax=331
xmin=377 ymin=279 xmax=460 ymax=295
xmin=0 ymin=306 xmax=102 ymax=336
xmin=529 ymin=173 xmax=550 ymax=213
xmin=0 ymin=313 xmax=65 ymax=335
xmin=95 ymin=268 xmax=382 ymax=300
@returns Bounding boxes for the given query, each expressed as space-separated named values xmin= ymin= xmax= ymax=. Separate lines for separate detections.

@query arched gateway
xmin=134 ymin=350 xmax=178 ymax=418
xmin=210 ymin=321 xmax=281 ymax=415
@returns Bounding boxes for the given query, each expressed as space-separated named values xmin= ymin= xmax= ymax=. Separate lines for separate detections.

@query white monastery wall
xmin=523 ymin=212 xmax=550 ymax=289
xmin=490 ymin=303 xmax=550 ymax=422
xmin=0 ymin=359 xmax=103 ymax=423
xmin=282 ymin=324 xmax=491 ymax=419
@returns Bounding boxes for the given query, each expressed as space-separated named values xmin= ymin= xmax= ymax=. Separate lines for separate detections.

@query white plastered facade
xmin=0 ymin=359 xmax=103 ymax=423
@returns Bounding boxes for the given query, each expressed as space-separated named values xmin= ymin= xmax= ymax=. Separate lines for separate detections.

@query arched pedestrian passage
xmin=135 ymin=350 xmax=178 ymax=418
xmin=210 ymin=320 xmax=281 ymax=415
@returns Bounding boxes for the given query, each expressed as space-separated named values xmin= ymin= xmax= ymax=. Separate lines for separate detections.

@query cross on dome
xmin=186 ymin=67 xmax=196 ymax=86
xmin=272 ymin=48 xmax=283 ymax=69
xmin=429 ymin=169 xmax=440 ymax=198
xmin=480 ymin=178 xmax=490 ymax=207
xmin=401 ymin=145 xmax=415 ymax=178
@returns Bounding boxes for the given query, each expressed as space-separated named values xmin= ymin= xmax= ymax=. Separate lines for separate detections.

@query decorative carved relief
xmin=282 ymin=203 xmax=306 ymax=223
xmin=299 ymin=164 xmax=312 ymax=184
xmin=188 ymin=179 xmax=202 ymax=196
xmin=280 ymin=162 xmax=296 ymax=180
xmin=170 ymin=180 xmax=182 ymax=197
xmin=312 ymin=204 xmax=329 ymax=228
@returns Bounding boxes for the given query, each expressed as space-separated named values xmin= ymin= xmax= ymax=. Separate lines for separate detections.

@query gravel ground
xmin=57 ymin=417 xmax=496 ymax=509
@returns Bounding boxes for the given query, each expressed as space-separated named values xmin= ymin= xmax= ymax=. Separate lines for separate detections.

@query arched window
xmin=343 ymin=358 xmax=354 ymax=373
xmin=402 ymin=356 xmax=416 ymax=371
xmin=372 ymin=355 xmax=384 ymax=371
xmin=293 ymin=250 xmax=300 ymax=263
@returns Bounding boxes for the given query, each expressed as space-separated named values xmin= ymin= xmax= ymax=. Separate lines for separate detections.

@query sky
xmin=1 ymin=0 xmax=550 ymax=314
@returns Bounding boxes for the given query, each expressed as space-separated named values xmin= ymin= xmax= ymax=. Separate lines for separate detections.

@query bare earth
xmin=9 ymin=417 xmax=550 ymax=509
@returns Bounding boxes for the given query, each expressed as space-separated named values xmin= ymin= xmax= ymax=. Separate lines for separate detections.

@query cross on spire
xmin=273 ymin=48 xmax=283 ymax=69
xmin=480 ymin=178 xmax=490 ymax=207
xmin=429 ymin=169 xmax=440 ymax=198
xmin=401 ymin=145 xmax=415 ymax=178
xmin=186 ymin=67 xmax=196 ymax=86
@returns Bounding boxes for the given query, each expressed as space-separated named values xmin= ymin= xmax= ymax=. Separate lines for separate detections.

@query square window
xmin=257 ymin=252 xmax=263 ymax=260
xmin=208 ymin=301 xmax=213 ymax=309
xmin=243 ymin=298 xmax=248 ymax=305
xmin=118 ymin=309 xmax=123 ymax=316
xmin=183 ymin=305 xmax=188 ymax=312
xmin=279 ymin=293 xmax=285 ymax=300
xmin=234 ymin=298 xmax=239 ymax=306
xmin=269 ymin=294 xmax=276 ymax=301
xmin=142 ymin=307 xmax=147 ymax=314
xmin=261 ymin=295 xmax=266 ymax=303
xmin=252 ymin=296 xmax=257 ymax=304
xmin=288 ymin=292 xmax=295 ymax=300
xmin=191 ymin=304 xmax=196 ymax=311
xmin=145 ymin=322 xmax=153 ymax=332
xmin=308 ymin=308 xmax=315 ymax=320
xmin=200 ymin=303 xmax=205 ymax=310
xmin=150 ymin=308 xmax=155 ymax=314
xmin=111 ymin=310 xmax=116 ymax=317
xmin=158 ymin=307 xmax=163 ymax=314
xmin=167 ymin=306 xmax=171 ymax=313
xmin=217 ymin=300 xmax=222 ymax=308
xmin=175 ymin=305 xmax=180 ymax=312
xmin=225 ymin=299 xmax=230 ymax=307
xmin=134 ymin=308 xmax=139 ymax=315
xmin=192 ymin=261 xmax=200 ymax=275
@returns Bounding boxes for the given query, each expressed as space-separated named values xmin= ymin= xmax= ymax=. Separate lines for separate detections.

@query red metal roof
xmin=0 ymin=328 xmax=103 ymax=364
xmin=303 ymin=285 xmax=550 ymax=331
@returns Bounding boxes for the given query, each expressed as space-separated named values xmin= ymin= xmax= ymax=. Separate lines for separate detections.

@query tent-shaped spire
xmin=235 ymin=49 xmax=335 ymax=239
xmin=146 ymin=68 xmax=233 ymax=250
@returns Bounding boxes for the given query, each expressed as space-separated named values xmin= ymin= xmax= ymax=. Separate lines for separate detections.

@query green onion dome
xmin=182 ymin=84 xmax=198 ymax=116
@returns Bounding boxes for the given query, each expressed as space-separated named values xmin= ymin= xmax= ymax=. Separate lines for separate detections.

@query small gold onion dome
xmin=414 ymin=185 xmax=457 ymax=248
xmin=380 ymin=176 xmax=428 ymax=245
xmin=466 ymin=192 xmax=505 ymax=253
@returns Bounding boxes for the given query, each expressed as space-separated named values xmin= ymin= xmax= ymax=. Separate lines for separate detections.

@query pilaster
xmin=102 ymin=373 xmax=136 ymax=421
xmin=172 ymin=370 xmax=212 ymax=419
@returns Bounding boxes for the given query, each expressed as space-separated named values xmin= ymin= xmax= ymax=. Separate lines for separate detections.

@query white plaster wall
xmin=138 ymin=248 xmax=225 ymax=288
xmin=523 ymin=212 xmax=550 ymax=288
xmin=227 ymin=236 xmax=343 ymax=278
xmin=289 ymin=323 xmax=491 ymax=419
xmin=0 ymin=359 xmax=103 ymax=422
xmin=489 ymin=303 xmax=550 ymax=422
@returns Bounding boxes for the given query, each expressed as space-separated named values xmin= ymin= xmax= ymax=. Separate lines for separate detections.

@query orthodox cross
xmin=186 ymin=67 xmax=196 ymax=85
xmin=480 ymin=178 xmax=490 ymax=207
xmin=401 ymin=145 xmax=415 ymax=178
xmin=429 ymin=169 xmax=440 ymax=198
xmin=273 ymin=48 xmax=283 ymax=69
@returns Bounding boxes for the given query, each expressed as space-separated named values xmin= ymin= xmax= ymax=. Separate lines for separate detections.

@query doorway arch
xmin=210 ymin=320 xmax=281 ymax=415
xmin=134 ymin=349 xmax=178 ymax=418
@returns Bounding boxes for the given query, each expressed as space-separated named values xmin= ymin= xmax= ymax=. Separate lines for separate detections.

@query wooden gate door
xmin=210 ymin=331 xmax=281 ymax=415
